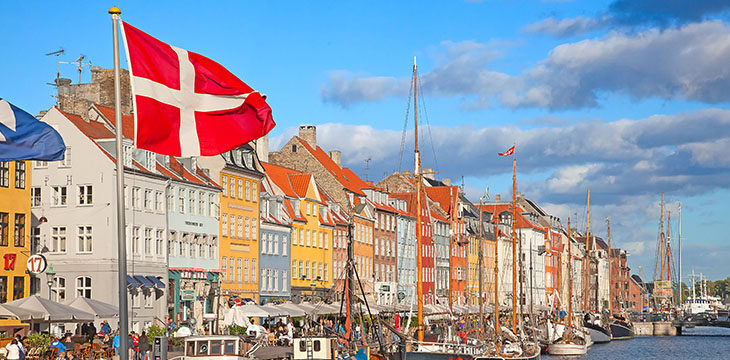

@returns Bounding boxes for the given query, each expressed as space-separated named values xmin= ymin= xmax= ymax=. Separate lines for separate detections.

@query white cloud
xmin=321 ymin=21 xmax=730 ymax=110
xmin=523 ymin=16 xmax=607 ymax=38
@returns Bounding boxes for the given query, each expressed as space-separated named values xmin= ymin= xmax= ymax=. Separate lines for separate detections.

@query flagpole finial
xmin=108 ymin=6 xmax=121 ymax=14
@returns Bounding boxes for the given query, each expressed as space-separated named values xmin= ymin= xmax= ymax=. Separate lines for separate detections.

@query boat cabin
xmin=293 ymin=337 xmax=337 ymax=360
xmin=184 ymin=335 xmax=249 ymax=359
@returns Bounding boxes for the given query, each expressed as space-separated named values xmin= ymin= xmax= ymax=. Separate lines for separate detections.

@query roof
xmin=294 ymin=137 xmax=366 ymax=196
xmin=261 ymin=162 xmax=303 ymax=198
xmin=60 ymin=108 xmax=114 ymax=139
xmin=478 ymin=203 xmax=545 ymax=232
xmin=94 ymin=104 xmax=135 ymax=139
xmin=288 ymin=173 xmax=312 ymax=198
xmin=425 ymin=186 xmax=458 ymax=215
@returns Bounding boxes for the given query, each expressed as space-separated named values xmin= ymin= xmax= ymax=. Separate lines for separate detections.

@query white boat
xmin=183 ymin=335 xmax=248 ymax=360
xmin=547 ymin=342 xmax=587 ymax=356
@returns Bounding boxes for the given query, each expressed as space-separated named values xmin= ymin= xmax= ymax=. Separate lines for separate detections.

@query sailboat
xmin=474 ymin=144 xmax=540 ymax=360
xmin=388 ymin=57 xmax=486 ymax=360
xmin=546 ymin=217 xmax=588 ymax=356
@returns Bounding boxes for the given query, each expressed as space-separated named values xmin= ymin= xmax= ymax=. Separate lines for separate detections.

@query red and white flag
xmin=120 ymin=21 xmax=275 ymax=156
xmin=498 ymin=145 xmax=514 ymax=157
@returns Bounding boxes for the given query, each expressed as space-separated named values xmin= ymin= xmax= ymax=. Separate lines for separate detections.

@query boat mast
xmin=493 ymin=221 xmax=501 ymax=336
xmin=583 ymin=188 xmax=590 ymax=312
xmin=511 ymin=152 xmax=518 ymax=333
xmin=567 ymin=217 xmax=574 ymax=329
xmin=606 ymin=217 xmax=612 ymax=314
xmin=478 ymin=197 xmax=485 ymax=338
xmin=413 ymin=56 xmax=425 ymax=343
xmin=678 ymin=203 xmax=682 ymax=310
xmin=667 ymin=210 xmax=672 ymax=308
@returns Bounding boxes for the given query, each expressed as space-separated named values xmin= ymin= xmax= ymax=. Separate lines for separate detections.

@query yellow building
xmin=467 ymin=234 xmax=479 ymax=305
xmin=0 ymin=160 xmax=31 ymax=335
xmin=261 ymin=162 xmax=334 ymax=301
xmin=199 ymin=147 xmax=263 ymax=302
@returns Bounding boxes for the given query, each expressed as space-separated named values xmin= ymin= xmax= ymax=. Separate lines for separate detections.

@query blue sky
xmin=2 ymin=1 xmax=730 ymax=281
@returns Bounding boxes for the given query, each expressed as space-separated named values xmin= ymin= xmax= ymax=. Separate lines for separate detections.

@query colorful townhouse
xmin=258 ymin=173 xmax=293 ymax=304
xmin=392 ymin=196 xmax=416 ymax=306
xmin=198 ymin=145 xmax=264 ymax=303
xmin=363 ymin=187 xmax=398 ymax=306
xmin=0 ymin=160 xmax=31 ymax=335
xmin=261 ymin=162 xmax=334 ymax=302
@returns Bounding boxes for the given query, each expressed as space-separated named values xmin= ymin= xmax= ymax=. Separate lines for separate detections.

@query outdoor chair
xmin=91 ymin=344 xmax=105 ymax=360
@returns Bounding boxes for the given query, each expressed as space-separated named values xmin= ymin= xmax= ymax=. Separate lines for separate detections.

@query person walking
xmin=5 ymin=339 xmax=21 ymax=360
xmin=139 ymin=331 xmax=150 ymax=360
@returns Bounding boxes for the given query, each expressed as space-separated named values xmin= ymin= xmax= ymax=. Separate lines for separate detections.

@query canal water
xmin=544 ymin=327 xmax=730 ymax=359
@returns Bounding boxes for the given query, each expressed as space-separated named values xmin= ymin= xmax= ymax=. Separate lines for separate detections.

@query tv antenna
xmin=45 ymin=48 xmax=65 ymax=88
xmin=364 ymin=157 xmax=372 ymax=181
xmin=60 ymin=55 xmax=92 ymax=84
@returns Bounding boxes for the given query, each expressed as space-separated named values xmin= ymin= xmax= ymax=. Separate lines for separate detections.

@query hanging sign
xmin=26 ymin=254 xmax=48 ymax=274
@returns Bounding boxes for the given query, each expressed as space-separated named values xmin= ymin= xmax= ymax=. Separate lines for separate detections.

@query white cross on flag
xmin=120 ymin=21 xmax=275 ymax=156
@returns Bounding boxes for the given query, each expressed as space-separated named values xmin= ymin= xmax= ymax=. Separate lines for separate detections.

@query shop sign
xmin=181 ymin=289 xmax=196 ymax=301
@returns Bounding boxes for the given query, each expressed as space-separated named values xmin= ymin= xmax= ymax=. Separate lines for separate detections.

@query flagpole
xmin=110 ymin=7 xmax=129 ymax=360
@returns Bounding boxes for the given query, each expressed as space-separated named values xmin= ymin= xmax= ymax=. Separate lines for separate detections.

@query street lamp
xmin=46 ymin=265 xmax=56 ymax=301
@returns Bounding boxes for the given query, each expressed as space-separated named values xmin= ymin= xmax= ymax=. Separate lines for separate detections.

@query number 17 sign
xmin=27 ymin=254 xmax=48 ymax=274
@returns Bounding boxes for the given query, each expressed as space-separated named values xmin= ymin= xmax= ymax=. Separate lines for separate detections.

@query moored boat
xmin=609 ymin=318 xmax=634 ymax=340
xmin=547 ymin=341 xmax=586 ymax=356
xmin=584 ymin=322 xmax=611 ymax=344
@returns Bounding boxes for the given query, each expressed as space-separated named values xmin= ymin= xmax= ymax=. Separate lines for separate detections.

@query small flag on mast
xmin=498 ymin=145 xmax=514 ymax=157
xmin=0 ymin=99 xmax=66 ymax=161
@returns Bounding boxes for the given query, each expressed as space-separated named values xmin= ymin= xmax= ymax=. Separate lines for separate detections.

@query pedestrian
xmin=112 ymin=331 xmax=120 ymax=356
xmin=5 ymin=339 xmax=21 ymax=360
xmin=81 ymin=323 xmax=89 ymax=337
xmin=139 ymin=331 xmax=150 ymax=360
xmin=14 ymin=335 xmax=25 ymax=360
xmin=88 ymin=322 xmax=97 ymax=341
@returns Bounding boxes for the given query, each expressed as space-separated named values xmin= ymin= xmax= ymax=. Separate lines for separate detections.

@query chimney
xmin=442 ymin=178 xmax=451 ymax=186
xmin=495 ymin=194 xmax=501 ymax=201
xmin=298 ymin=125 xmax=317 ymax=148
xmin=255 ymin=134 xmax=269 ymax=163
xmin=423 ymin=168 xmax=435 ymax=180
xmin=517 ymin=192 xmax=525 ymax=201
xmin=328 ymin=150 xmax=342 ymax=167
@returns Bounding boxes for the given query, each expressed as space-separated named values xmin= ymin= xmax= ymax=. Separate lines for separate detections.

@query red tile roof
xmin=95 ymin=104 xmax=135 ymax=139
xmin=262 ymin=162 xmax=301 ymax=198
xmin=59 ymin=108 xmax=114 ymax=139
xmin=288 ymin=173 xmax=312 ymax=198
xmin=294 ymin=137 xmax=366 ymax=196
xmin=478 ymin=203 xmax=544 ymax=231
xmin=425 ymin=186 xmax=458 ymax=215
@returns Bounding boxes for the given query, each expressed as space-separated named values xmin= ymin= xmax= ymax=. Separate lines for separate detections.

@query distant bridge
xmin=672 ymin=319 xmax=730 ymax=334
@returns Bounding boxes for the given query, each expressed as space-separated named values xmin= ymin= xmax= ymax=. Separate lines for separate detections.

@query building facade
xmin=0 ymin=160 xmax=31 ymax=335
xmin=258 ymin=180 xmax=292 ymax=304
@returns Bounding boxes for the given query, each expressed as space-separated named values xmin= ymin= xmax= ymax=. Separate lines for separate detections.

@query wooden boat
xmin=183 ymin=335 xmax=249 ymax=360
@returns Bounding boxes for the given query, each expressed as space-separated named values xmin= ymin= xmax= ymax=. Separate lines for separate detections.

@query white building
xmin=32 ymin=105 xmax=169 ymax=334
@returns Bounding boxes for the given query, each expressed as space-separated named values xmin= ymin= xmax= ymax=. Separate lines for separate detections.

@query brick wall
xmin=58 ymin=67 xmax=132 ymax=116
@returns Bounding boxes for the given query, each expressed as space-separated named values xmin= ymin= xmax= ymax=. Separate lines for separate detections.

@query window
xmin=156 ymin=229 xmax=164 ymax=256
xmin=324 ymin=264 xmax=328 ymax=282
xmin=245 ymin=181 xmax=250 ymax=201
xmin=156 ymin=191 xmax=164 ymax=212
xmin=132 ymin=226 xmax=140 ymax=254
xmin=261 ymin=234 xmax=267 ymax=255
xmin=244 ymin=217 xmax=249 ymax=239
xmin=299 ymin=229 xmax=304 ymax=246
xmin=144 ymin=190 xmax=153 ymax=210
xmin=14 ymin=161 xmax=25 ymax=189
xmin=252 ymin=183 xmax=257 ymax=202
xmin=189 ymin=190 xmax=196 ymax=215
xmin=210 ymin=237 xmax=217 ymax=259
xmin=299 ymin=261 xmax=303 ymax=280
xmin=229 ymin=179 xmax=235 ymax=199
xmin=292 ymin=260 xmax=297 ymax=279
xmin=189 ymin=236 xmax=196 ymax=257
xmin=251 ymin=259 xmax=256 ymax=282
xmin=77 ymin=225 xmax=92 ymax=253
xmin=145 ymin=292 xmax=153 ymax=308
xmin=238 ymin=179 xmax=243 ymax=200
xmin=306 ymin=202 xmax=310 ymax=216
xmin=178 ymin=188 xmax=186 ymax=213
xmin=0 ymin=162 xmax=8 ymax=188
xmin=209 ymin=194 xmax=217 ymax=218
xmin=324 ymin=233 xmax=328 ymax=250
xmin=319 ymin=232 xmax=323 ymax=248
xmin=229 ymin=215 xmax=235 ymax=238
xmin=237 ymin=216 xmax=243 ymax=238
xmin=0 ymin=213 xmax=7 ymax=246
xmin=222 ymin=256 xmax=228 ymax=281
xmin=76 ymin=277 xmax=92 ymax=298
xmin=35 ymin=160 xmax=48 ymax=168
xmin=132 ymin=187 xmax=141 ymax=209
xmin=292 ymin=144 xmax=297 ymax=152
xmin=229 ymin=257 xmax=235 ymax=282
xmin=60 ymin=147 xmax=71 ymax=167
xmin=252 ymin=219 xmax=257 ymax=240
xmin=52 ymin=186 xmax=67 ymax=206
xmin=30 ymin=187 xmax=42 ymax=207
xmin=282 ymin=270 xmax=287 ymax=292
xmin=31 ymin=227 xmax=40 ymax=253
xmin=199 ymin=191 xmax=206 ymax=215
xmin=244 ymin=258 xmax=249 ymax=282
xmin=237 ymin=258 xmax=242 ymax=282
xmin=51 ymin=226 xmax=66 ymax=252
xmin=282 ymin=235 xmax=288 ymax=256
xmin=144 ymin=228 xmax=152 ymax=254
xmin=167 ymin=190 xmax=174 ymax=213
xmin=222 ymin=214 xmax=228 ymax=238
xmin=273 ymin=234 xmax=278 ymax=254
xmin=51 ymin=277 xmax=66 ymax=302
xmin=74 ymin=185 xmax=92 ymax=205
xmin=13 ymin=276 xmax=24 ymax=300
xmin=13 ymin=214 xmax=25 ymax=247
xmin=221 ymin=176 xmax=227 ymax=197
xmin=306 ymin=230 xmax=310 ymax=247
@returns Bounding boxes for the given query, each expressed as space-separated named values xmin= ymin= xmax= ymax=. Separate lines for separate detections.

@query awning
xmin=146 ymin=276 xmax=166 ymax=289
xmin=134 ymin=275 xmax=155 ymax=289
xmin=127 ymin=275 xmax=141 ymax=289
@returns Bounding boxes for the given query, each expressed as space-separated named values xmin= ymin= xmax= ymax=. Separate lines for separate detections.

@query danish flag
xmin=498 ymin=145 xmax=514 ymax=157
xmin=120 ymin=21 xmax=275 ymax=156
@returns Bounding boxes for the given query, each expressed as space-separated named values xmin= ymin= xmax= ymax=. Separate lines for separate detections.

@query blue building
xmin=258 ymin=176 xmax=292 ymax=303
xmin=160 ymin=156 xmax=222 ymax=333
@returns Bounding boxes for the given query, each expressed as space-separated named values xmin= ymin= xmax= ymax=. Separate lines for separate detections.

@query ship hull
xmin=609 ymin=320 xmax=635 ymax=340
xmin=547 ymin=343 xmax=587 ymax=356
xmin=584 ymin=323 xmax=611 ymax=344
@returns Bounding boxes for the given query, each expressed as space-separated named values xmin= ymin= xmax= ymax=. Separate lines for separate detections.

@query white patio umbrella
xmin=65 ymin=297 xmax=125 ymax=318
xmin=0 ymin=295 xmax=94 ymax=322
xmin=275 ymin=303 xmax=306 ymax=317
